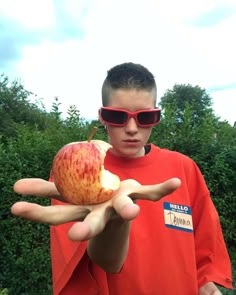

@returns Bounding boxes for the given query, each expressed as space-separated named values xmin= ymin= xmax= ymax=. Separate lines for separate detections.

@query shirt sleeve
xmin=50 ymin=199 xmax=104 ymax=295
xmin=188 ymin=162 xmax=233 ymax=289
xmin=50 ymin=209 xmax=87 ymax=294
xmin=49 ymin=174 xmax=102 ymax=295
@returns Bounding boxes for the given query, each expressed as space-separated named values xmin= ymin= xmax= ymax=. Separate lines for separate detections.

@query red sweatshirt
xmin=50 ymin=144 xmax=233 ymax=294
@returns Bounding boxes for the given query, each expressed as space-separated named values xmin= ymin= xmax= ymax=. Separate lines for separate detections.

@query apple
xmin=51 ymin=127 xmax=120 ymax=205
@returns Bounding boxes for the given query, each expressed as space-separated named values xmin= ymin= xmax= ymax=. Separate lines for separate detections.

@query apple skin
xmin=51 ymin=140 xmax=120 ymax=205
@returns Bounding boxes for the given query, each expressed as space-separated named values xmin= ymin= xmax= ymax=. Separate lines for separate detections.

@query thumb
xmin=130 ymin=178 xmax=181 ymax=201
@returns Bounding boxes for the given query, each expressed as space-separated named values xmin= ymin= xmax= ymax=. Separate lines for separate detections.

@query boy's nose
xmin=125 ymin=117 xmax=138 ymax=132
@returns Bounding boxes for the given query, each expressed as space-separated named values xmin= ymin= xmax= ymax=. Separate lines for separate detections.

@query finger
xmin=11 ymin=201 xmax=90 ymax=225
xmin=129 ymin=178 xmax=181 ymax=201
xmin=68 ymin=205 xmax=114 ymax=241
xmin=14 ymin=178 xmax=64 ymax=201
xmin=112 ymin=195 xmax=140 ymax=220
xmin=68 ymin=222 xmax=90 ymax=241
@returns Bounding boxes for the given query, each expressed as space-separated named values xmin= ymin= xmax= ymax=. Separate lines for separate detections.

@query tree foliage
xmin=159 ymin=83 xmax=213 ymax=124
xmin=0 ymin=76 xmax=235 ymax=294
xmin=0 ymin=75 xmax=48 ymax=140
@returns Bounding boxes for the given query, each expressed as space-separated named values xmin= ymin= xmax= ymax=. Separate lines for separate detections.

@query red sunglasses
xmin=99 ymin=107 xmax=161 ymax=127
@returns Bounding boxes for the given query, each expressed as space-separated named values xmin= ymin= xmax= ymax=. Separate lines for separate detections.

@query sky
xmin=0 ymin=0 xmax=235 ymax=125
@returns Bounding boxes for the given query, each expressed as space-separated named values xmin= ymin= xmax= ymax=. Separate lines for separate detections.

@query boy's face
xmin=103 ymin=89 xmax=156 ymax=158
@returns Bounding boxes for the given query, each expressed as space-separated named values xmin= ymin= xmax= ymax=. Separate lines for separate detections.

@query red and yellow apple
xmin=51 ymin=129 xmax=120 ymax=205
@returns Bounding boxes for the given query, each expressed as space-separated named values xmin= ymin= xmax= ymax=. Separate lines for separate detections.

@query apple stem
xmin=88 ymin=126 xmax=98 ymax=142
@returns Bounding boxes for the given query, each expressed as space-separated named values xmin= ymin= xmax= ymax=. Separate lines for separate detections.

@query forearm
xmin=87 ymin=218 xmax=131 ymax=273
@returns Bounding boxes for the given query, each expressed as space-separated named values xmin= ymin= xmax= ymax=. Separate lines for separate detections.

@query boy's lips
xmin=123 ymin=139 xmax=140 ymax=146
xmin=123 ymin=139 xmax=140 ymax=142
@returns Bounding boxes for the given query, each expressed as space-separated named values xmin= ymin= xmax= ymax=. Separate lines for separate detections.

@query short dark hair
xmin=102 ymin=62 xmax=157 ymax=106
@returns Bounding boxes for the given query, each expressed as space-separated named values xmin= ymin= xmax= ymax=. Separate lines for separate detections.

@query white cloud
xmin=1 ymin=0 xmax=235 ymax=124
xmin=0 ymin=0 xmax=55 ymax=29
xmin=211 ymin=89 xmax=235 ymax=125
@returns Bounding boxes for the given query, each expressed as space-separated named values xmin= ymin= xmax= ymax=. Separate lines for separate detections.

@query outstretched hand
xmin=12 ymin=177 xmax=181 ymax=241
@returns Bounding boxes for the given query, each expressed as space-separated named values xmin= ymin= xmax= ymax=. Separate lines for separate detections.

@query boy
xmin=12 ymin=62 xmax=233 ymax=294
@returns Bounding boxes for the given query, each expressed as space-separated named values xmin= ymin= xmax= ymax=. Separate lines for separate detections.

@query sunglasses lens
xmin=101 ymin=108 xmax=128 ymax=125
xmin=137 ymin=110 xmax=160 ymax=126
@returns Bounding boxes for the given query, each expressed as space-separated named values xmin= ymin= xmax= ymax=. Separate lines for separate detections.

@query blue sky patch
xmin=191 ymin=5 xmax=236 ymax=27
xmin=208 ymin=82 xmax=236 ymax=92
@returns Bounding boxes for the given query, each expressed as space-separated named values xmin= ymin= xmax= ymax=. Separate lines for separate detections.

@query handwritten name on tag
xmin=163 ymin=202 xmax=193 ymax=233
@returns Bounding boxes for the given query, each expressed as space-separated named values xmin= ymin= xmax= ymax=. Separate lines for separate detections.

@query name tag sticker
xmin=163 ymin=202 xmax=193 ymax=233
